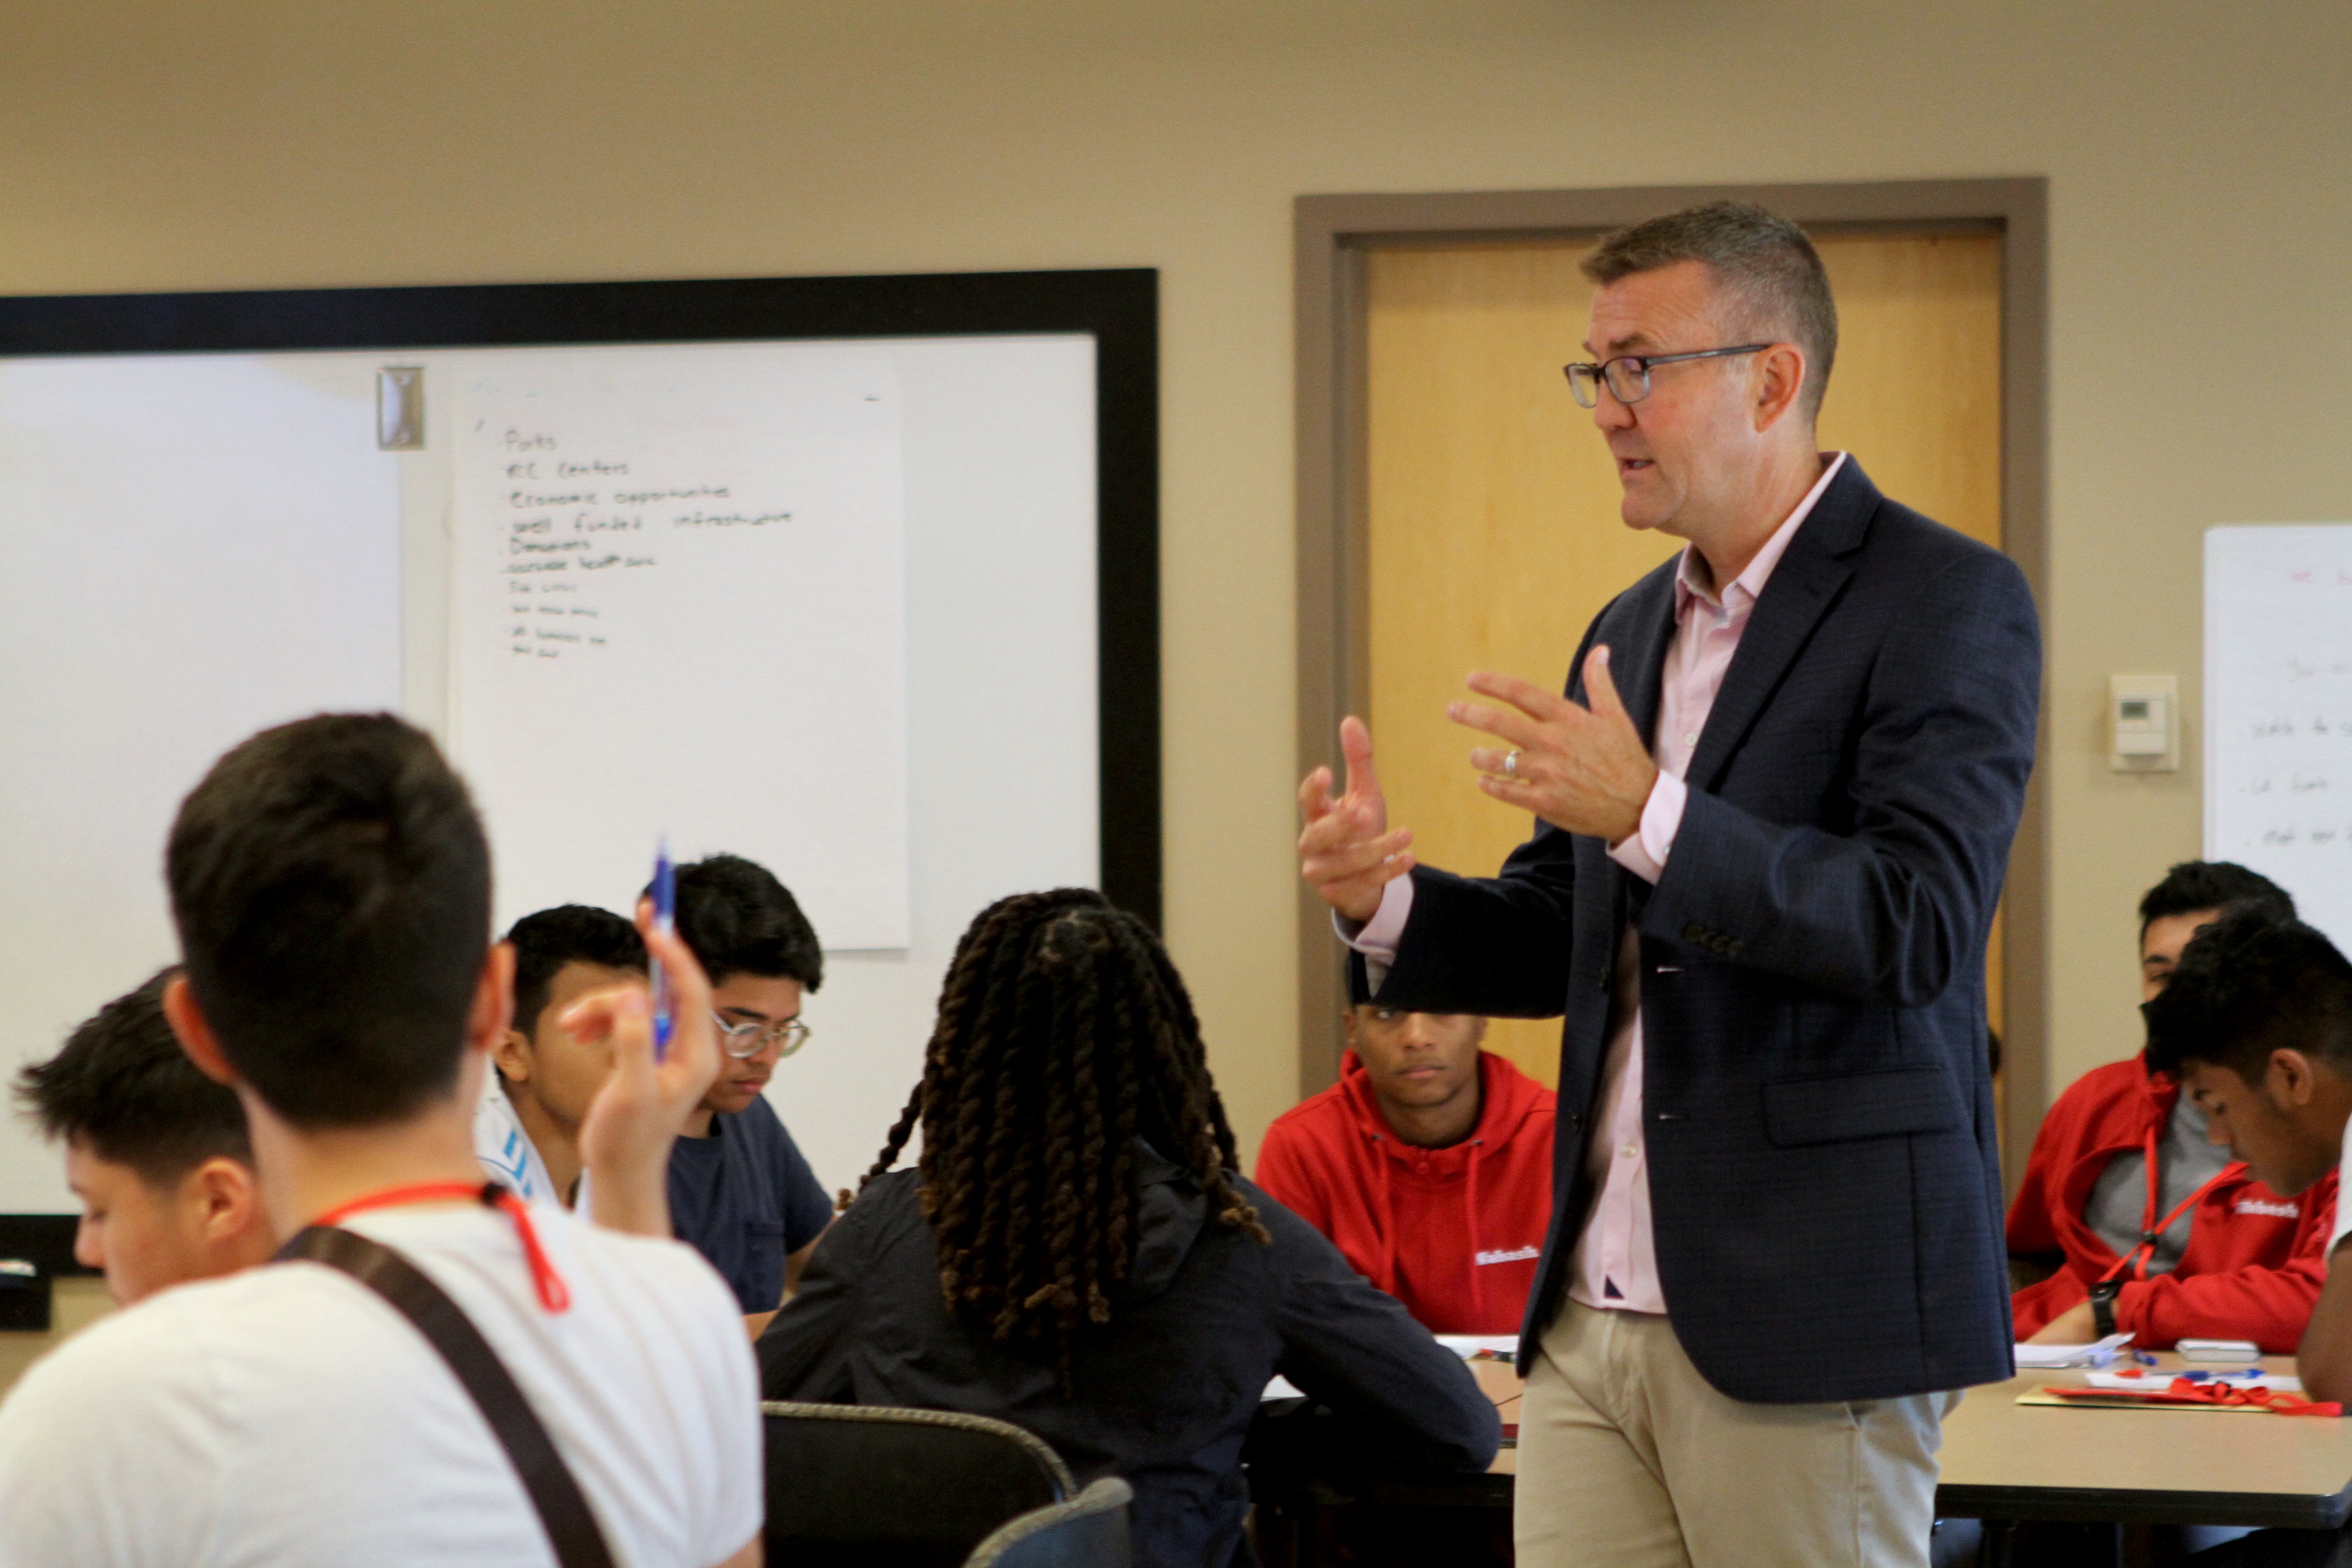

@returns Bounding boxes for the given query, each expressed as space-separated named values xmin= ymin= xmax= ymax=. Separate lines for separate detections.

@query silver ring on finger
xmin=1503 ymin=749 xmax=1520 ymax=779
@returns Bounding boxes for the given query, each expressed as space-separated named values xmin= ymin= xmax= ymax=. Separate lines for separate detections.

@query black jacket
xmin=1364 ymin=459 xmax=2040 ymax=1402
xmin=757 ymin=1150 xmax=1499 ymax=1568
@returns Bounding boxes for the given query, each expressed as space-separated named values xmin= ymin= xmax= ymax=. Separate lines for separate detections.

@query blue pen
xmin=651 ymin=837 xmax=676 ymax=1061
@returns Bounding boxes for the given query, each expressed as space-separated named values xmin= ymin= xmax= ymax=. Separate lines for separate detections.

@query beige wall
xmin=4 ymin=1 xmax=2348 ymax=1157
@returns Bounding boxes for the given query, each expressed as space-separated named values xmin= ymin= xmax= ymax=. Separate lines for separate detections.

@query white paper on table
xmin=2085 ymin=1368 xmax=2301 ymax=1392
xmin=2014 ymin=1333 xmax=2134 ymax=1369
xmin=1436 ymin=1334 xmax=1521 ymax=1360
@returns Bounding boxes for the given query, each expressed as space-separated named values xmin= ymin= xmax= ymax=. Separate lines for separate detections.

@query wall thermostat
xmin=2110 ymin=674 xmax=2179 ymax=772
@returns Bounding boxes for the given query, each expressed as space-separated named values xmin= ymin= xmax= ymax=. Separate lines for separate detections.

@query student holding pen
xmin=0 ymin=715 xmax=760 ymax=1568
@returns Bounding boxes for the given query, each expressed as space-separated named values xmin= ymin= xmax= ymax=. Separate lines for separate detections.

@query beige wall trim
xmin=1295 ymin=178 xmax=2051 ymax=1196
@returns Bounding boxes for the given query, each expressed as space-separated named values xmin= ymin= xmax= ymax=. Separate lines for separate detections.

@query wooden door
xmin=1363 ymin=230 xmax=2003 ymax=1088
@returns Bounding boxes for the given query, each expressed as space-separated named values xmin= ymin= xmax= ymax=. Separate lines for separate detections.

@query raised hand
xmin=1450 ymin=646 xmax=1659 ymax=844
xmin=563 ymin=904 xmax=723 ymax=1237
xmin=1298 ymin=716 xmax=1415 ymax=924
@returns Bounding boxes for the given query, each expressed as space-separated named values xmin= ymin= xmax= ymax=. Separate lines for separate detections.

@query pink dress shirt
xmin=1346 ymin=453 xmax=1848 ymax=1317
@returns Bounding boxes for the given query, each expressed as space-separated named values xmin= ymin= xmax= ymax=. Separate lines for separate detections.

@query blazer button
xmin=1683 ymin=923 xmax=1707 ymax=944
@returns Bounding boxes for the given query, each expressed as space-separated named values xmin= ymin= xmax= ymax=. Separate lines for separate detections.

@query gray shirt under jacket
xmin=757 ymin=1147 xmax=1500 ymax=1568
xmin=2084 ymin=1093 xmax=2231 ymax=1274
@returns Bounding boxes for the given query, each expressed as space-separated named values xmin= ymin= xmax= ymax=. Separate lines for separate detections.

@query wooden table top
xmin=1463 ymin=1352 xmax=2352 ymax=1526
xmin=1936 ymin=1353 xmax=2352 ymax=1528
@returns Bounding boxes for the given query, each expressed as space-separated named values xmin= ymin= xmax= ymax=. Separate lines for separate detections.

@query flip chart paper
xmin=449 ymin=343 xmax=911 ymax=948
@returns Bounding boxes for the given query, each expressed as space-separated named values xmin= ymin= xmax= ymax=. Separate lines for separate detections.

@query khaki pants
xmin=1514 ymin=1302 xmax=1958 ymax=1568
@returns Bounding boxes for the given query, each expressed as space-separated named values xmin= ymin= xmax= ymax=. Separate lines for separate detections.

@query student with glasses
xmin=659 ymin=853 xmax=833 ymax=1324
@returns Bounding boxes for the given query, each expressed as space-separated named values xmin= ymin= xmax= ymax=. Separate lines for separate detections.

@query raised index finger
xmin=1339 ymin=716 xmax=1381 ymax=799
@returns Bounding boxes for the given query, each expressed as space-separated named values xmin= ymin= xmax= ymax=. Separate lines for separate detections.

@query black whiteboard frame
xmin=0 ymin=267 xmax=1162 ymax=923
xmin=0 ymin=271 xmax=1159 ymax=1268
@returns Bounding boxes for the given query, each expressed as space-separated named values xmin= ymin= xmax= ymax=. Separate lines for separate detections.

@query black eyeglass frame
xmin=1562 ymin=343 xmax=1774 ymax=408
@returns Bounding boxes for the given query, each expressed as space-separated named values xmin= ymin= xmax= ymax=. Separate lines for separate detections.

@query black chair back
xmin=762 ymin=1400 xmax=1073 ymax=1568
xmin=964 ymin=1477 xmax=1133 ymax=1568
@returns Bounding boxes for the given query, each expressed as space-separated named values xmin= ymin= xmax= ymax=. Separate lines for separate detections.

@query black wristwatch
xmin=2088 ymin=1279 xmax=2122 ymax=1339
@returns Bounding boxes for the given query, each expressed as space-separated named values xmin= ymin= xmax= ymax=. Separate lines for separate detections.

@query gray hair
xmin=1582 ymin=201 xmax=1838 ymax=422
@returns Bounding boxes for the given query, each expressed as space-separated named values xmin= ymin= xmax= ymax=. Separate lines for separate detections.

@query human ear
xmin=1752 ymin=343 xmax=1807 ymax=432
xmin=467 ymin=942 xmax=518 ymax=1055
xmin=2269 ymin=1048 xmax=2319 ymax=1108
xmin=492 ymin=1027 xmax=535 ymax=1083
xmin=162 ymin=976 xmax=239 ymax=1087
xmin=187 ymin=1156 xmax=257 ymax=1242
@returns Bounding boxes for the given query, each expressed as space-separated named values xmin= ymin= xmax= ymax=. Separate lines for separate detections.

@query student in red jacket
xmin=1255 ymin=1005 xmax=1554 ymax=1334
xmin=2010 ymin=861 xmax=2334 ymax=1352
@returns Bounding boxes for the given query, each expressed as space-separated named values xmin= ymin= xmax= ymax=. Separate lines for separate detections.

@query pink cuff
xmin=1333 ymin=875 xmax=1414 ymax=992
xmin=1607 ymin=771 xmax=1687 ymax=885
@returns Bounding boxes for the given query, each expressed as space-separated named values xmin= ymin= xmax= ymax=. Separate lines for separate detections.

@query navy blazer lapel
xmin=1684 ymin=460 xmax=1879 ymax=794
xmin=1593 ymin=562 xmax=1680 ymax=751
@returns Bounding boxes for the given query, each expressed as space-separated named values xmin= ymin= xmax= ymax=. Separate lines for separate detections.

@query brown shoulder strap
xmin=277 ymin=1225 xmax=617 ymax=1568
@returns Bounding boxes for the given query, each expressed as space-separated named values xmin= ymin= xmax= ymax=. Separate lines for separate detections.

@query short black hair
xmin=166 ymin=713 xmax=492 ymax=1131
xmin=2139 ymin=861 xmax=2295 ymax=938
xmin=2144 ymin=909 xmax=2352 ymax=1082
xmin=666 ymin=854 xmax=822 ymax=990
xmin=507 ymin=904 xmax=647 ymax=1035
xmin=15 ymin=968 xmax=251 ymax=1187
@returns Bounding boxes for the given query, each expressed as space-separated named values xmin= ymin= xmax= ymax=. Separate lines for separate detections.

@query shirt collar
xmin=1674 ymin=451 xmax=1848 ymax=616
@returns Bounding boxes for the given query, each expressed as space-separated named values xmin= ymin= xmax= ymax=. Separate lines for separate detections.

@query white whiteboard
xmin=2205 ymin=524 xmax=2352 ymax=949
xmin=0 ymin=333 xmax=1098 ymax=1209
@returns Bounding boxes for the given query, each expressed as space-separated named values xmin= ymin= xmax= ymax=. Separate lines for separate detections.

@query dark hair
xmin=1582 ymin=200 xmax=1839 ymax=421
xmin=668 ymin=854 xmax=822 ymax=990
xmin=165 ymin=713 xmax=491 ymax=1130
xmin=863 ymin=889 xmax=1267 ymax=1375
xmin=15 ymin=968 xmax=251 ymax=1186
xmin=507 ymin=905 xmax=647 ymax=1035
xmin=2139 ymin=861 xmax=2296 ymax=938
xmin=2144 ymin=909 xmax=2352 ymax=1081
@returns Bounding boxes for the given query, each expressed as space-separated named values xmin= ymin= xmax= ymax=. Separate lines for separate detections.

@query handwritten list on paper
xmin=449 ymin=343 xmax=911 ymax=949
xmin=2205 ymin=524 xmax=2352 ymax=950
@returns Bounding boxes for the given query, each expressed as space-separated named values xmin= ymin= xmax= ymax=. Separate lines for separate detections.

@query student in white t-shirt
xmin=475 ymin=904 xmax=650 ymax=1211
xmin=0 ymin=714 xmax=760 ymax=1568
xmin=2139 ymin=907 xmax=2352 ymax=1407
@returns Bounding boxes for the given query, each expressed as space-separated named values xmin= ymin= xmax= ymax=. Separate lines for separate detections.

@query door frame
xmin=1294 ymin=178 xmax=2051 ymax=1195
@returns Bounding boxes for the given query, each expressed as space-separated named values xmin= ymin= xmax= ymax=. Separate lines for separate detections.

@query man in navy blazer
xmin=1298 ymin=203 xmax=2039 ymax=1567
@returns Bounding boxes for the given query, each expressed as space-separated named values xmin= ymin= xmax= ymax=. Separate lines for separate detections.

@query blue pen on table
xmin=651 ymin=838 xmax=676 ymax=1061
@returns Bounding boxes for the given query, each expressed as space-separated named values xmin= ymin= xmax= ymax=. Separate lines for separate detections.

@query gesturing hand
xmin=1450 ymin=646 xmax=1659 ymax=845
xmin=562 ymin=906 xmax=722 ymax=1237
xmin=1298 ymin=716 xmax=1415 ymax=925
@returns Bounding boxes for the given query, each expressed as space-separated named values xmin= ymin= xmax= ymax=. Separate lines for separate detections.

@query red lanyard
xmin=312 ymin=1181 xmax=571 ymax=1313
xmin=2099 ymin=1126 xmax=2243 ymax=1285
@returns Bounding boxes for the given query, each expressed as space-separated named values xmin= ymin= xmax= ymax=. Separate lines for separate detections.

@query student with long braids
xmin=758 ymin=888 xmax=1498 ymax=1568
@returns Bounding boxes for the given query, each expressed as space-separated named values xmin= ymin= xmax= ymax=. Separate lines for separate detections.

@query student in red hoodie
xmin=2010 ymin=861 xmax=2336 ymax=1352
xmin=1255 ymin=1005 xmax=1555 ymax=1334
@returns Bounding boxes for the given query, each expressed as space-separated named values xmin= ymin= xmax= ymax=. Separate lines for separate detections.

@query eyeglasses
xmin=710 ymin=1012 xmax=812 ymax=1060
xmin=1563 ymin=344 xmax=1772 ymax=408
